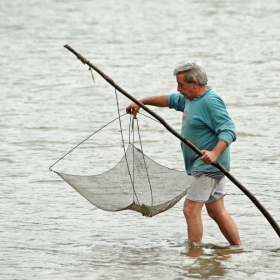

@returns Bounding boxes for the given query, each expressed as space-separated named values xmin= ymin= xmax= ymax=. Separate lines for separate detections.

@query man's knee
xmin=183 ymin=199 xmax=204 ymax=220
xmin=207 ymin=208 xmax=220 ymax=220
xmin=207 ymin=205 xmax=227 ymax=221
xmin=183 ymin=203 xmax=193 ymax=219
xmin=206 ymin=197 xmax=226 ymax=220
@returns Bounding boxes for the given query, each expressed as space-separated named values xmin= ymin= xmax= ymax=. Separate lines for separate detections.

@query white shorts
xmin=186 ymin=173 xmax=226 ymax=203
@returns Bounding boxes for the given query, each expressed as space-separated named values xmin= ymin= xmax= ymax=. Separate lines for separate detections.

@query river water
xmin=1 ymin=0 xmax=280 ymax=279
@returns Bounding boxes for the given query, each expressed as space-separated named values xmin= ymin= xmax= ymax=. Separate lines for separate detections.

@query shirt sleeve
xmin=167 ymin=93 xmax=185 ymax=112
xmin=206 ymin=94 xmax=236 ymax=146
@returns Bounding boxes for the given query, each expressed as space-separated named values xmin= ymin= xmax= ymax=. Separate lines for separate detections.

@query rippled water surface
xmin=1 ymin=0 xmax=280 ymax=279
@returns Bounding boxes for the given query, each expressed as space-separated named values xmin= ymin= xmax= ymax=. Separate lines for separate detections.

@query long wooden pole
xmin=64 ymin=44 xmax=280 ymax=238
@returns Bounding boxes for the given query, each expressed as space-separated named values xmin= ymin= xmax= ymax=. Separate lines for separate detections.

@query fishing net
xmin=54 ymin=143 xmax=190 ymax=217
xmin=50 ymin=112 xmax=191 ymax=217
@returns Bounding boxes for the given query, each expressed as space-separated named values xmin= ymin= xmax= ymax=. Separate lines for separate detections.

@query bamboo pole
xmin=64 ymin=44 xmax=280 ymax=238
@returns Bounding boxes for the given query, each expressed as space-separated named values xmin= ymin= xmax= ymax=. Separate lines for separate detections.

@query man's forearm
xmin=126 ymin=95 xmax=169 ymax=115
xmin=200 ymin=140 xmax=228 ymax=164
xmin=139 ymin=95 xmax=169 ymax=107
xmin=212 ymin=140 xmax=228 ymax=158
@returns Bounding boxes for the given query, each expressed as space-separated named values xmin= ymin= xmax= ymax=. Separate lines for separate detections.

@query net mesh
xmin=55 ymin=144 xmax=191 ymax=217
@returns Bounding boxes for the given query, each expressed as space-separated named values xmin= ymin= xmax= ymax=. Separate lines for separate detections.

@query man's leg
xmin=206 ymin=197 xmax=241 ymax=245
xmin=183 ymin=199 xmax=205 ymax=243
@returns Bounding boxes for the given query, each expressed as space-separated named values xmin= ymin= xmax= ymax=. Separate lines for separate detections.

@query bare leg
xmin=183 ymin=199 xmax=205 ymax=243
xmin=206 ymin=197 xmax=241 ymax=245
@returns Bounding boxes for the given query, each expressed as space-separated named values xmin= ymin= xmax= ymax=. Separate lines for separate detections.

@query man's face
xmin=176 ymin=73 xmax=197 ymax=100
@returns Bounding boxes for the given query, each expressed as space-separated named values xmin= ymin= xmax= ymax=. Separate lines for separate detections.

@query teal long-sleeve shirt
xmin=167 ymin=87 xmax=236 ymax=175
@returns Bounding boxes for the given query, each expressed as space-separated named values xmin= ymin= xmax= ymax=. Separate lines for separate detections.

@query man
xmin=126 ymin=62 xmax=241 ymax=245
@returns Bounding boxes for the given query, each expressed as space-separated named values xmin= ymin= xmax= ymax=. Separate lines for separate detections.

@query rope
xmin=134 ymin=117 xmax=154 ymax=207
xmin=49 ymin=112 xmax=158 ymax=172
xmin=113 ymin=86 xmax=143 ymax=212
xmin=49 ymin=113 xmax=127 ymax=171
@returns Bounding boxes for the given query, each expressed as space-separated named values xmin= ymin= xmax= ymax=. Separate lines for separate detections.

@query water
xmin=1 ymin=0 xmax=280 ymax=279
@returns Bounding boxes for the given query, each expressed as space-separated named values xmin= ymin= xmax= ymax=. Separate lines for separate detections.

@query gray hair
xmin=173 ymin=61 xmax=208 ymax=86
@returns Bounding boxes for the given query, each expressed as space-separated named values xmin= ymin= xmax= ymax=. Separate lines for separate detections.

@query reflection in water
xmin=188 ymin=258 xmax=226 ymax=278
xmin=181 ymin=241 xmax=244 ymax=278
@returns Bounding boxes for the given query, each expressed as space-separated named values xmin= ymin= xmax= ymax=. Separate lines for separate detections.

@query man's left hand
xmin=200 ymin=150 xmax=218 ymax=165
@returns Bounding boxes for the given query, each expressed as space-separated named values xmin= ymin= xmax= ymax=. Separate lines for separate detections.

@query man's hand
xmin=200 ymin=150 xmax=219 ymax=165
xmin=200 ymin=140 xmax=228 ymax=164
xmin=126 ymin=103 xmax=141 ymax=117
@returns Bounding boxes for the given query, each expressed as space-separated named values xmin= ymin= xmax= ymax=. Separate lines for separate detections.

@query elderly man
xmin=126 ymin=62 xmax=241 ymax=245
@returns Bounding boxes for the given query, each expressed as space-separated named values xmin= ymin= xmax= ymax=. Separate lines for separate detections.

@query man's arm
xmin=200 ymin=140 xmax=228 ymax=165
xmin=126 ymin=95 xmax=169 ymax=115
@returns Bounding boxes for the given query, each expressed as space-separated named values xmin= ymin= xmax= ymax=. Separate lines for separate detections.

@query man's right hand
xmin=126 ymin=95 xmax=169 ymax=117
xmin=126 ymin=103 xmax=141 ymax=117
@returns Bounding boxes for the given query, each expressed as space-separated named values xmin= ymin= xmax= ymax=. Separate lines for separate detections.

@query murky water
xmin=1 ymin=0 xmax=280 ymax=279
